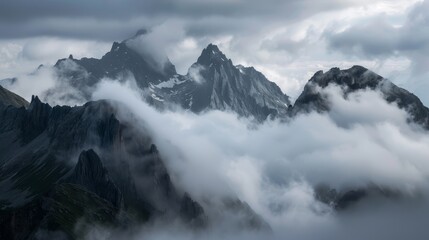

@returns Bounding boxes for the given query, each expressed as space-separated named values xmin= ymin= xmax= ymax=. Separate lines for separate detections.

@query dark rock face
xmin=314 ymin=185 xmax=367 ymax=210
xmin=292 ymin=66 xmax=384 ymax=114
xmin=0 ymin=183 xmax=121 ymax=240
xmin=0 ymin=104 xmax=27 ymax=133
xmin=0 ymin=198 xmax=46 ymax=240
xmin=0 ymin=91 xmax=208 ymax=238
xmin=0 ymin=97 xmax=129 ymax=213
xmin=22 ymin=96 xmax=52 ymax=143
xmin=179 ymin=193 xmax=206 ymax=227
xmin=54 ymin=36 xmax=177 ymax=100
xmin=52 ymin=39 xmax=290 ymax=121
xmin=292 ymin=65 xmax=429 ymax=130
xmin=67 ymin=149 xmax=123 ymax=208
xmin=190 ymin=44 xmax=291 ymax=120
xmin=42 ymin=183 xmax=120 ymax=239
xmin=152 ymin=44 xmax=291 ymax=121
xmin=131 ymin=143 xmax=181 ymax=213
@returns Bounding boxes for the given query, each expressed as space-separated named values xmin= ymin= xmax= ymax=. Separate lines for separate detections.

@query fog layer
xmin=85 ymin=78 xmax=429 ymax=239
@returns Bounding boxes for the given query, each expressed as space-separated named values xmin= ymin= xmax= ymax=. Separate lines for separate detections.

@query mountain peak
xmin=309 ymin=65 xmax=382 ymax=89
xmin=29 ymin=95 xmax=49 ymax=111
xmin=197 ymin=43 xmax=229 ymax=65
xmin=206 ymin=43 xmax=221 ymax=52
xmin=293 ymin=65 xmax=429 ymax=129
xmin=324 ymin=65 xmax=369 ymax=76
xmin=349 ymin=65 xmax=368 ymax=72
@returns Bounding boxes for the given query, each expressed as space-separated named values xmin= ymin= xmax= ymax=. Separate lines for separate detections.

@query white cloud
xmin=90 ymin=77 xmax=429 ymax=239
xmin=2 ymin=66 xmax=57 ymax=102
xmin=187 ymin=64 xmax=205 ymax=83
xmin=0 ymin=37 xmax=110 ymax=80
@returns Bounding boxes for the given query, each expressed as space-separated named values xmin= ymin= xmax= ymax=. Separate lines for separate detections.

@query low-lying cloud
xmin=3 ymin=61 xmax=429 ymax=239
xmin=88 ymin=77 xmax=429 ymax=239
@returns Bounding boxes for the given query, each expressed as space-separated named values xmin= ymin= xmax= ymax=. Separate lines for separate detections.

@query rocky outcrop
xmin=0 ymin=97 xmax=127 ymax=213
xmin=132 ymin=144 xmax=181 ymax=213
xmin=179 ymin=193 xmax=207 ymax=227
xmin=67 ymin=149 xmax=123 ymax=208
xmin=0 ymin=89 xmax=210 ymax=238
xmin=51 ymin=36 xmax=290 ymax=121
xmin=189 ymin=44 xmax=291 ymax=120
xmin=314 ymin=185 xmax=367 ymax=210
xmin=292 ymin=66 xmax=384 ymax=114
xmin=22 ymin=96 xmax=52 ymax=143
xmin=54 ymin=32 xmax=177 ymax=95
xmin=292 ymin=65 xmax=429 ymax=129
xmin=151 ymin=44 xmax=291 ymax=121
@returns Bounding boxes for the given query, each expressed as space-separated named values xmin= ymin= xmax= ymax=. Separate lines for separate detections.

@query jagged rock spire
xmin=68 ymin=149 xmax=123 ymax=208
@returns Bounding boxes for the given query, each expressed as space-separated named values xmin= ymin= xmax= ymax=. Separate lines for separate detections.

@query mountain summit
xmin=197 ymin=43 xmax=229 ymax=65
xmin=292 ymin=65 xmax=429 ymax=129
xmin=53 ymin=40 xmax=291 ymax=121
xmin=149 ymin=43 xmax=291 ymax=120
xmin=54 ymin=34 xmax=177 ymax=101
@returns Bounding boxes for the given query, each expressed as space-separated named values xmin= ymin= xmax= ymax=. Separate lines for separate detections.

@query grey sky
xmin=0 ymin=0 xmax=357 ymax=41
xmin=0 ymin=0 xmax=427 ymax=103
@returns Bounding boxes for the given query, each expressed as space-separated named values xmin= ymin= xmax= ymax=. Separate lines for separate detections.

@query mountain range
xmin=1 ymin=31 xmax=429 ymax=239
xmin=52 ymin=32 xmax=291 ymax=121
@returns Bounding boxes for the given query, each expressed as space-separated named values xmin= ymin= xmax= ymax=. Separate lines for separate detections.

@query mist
xmin=3 ymin=70 xmax=429 ymax=239
xmin=0 ymin=62 xmax=88 ymax=106
xmin=1 ymin=0 xmax=428 ymax=239
xmin=125 ymin=22 xmax=185 ymax=75
xmin=85 ymin=77 xmax=429 ymax=239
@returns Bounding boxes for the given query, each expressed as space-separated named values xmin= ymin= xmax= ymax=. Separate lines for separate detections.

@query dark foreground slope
xmin=0 ymin=95 xmax=204 ymax=239
xmin=0 ymin=88 xmax=269 ymax=239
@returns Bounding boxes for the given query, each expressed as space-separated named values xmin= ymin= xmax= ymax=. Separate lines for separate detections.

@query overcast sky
xmin=0 ymin=0 xmax=428 ymax=103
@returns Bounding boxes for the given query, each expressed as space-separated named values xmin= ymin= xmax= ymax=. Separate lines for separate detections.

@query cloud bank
xmin=85 ymin=77 xmax=429 ymax=239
